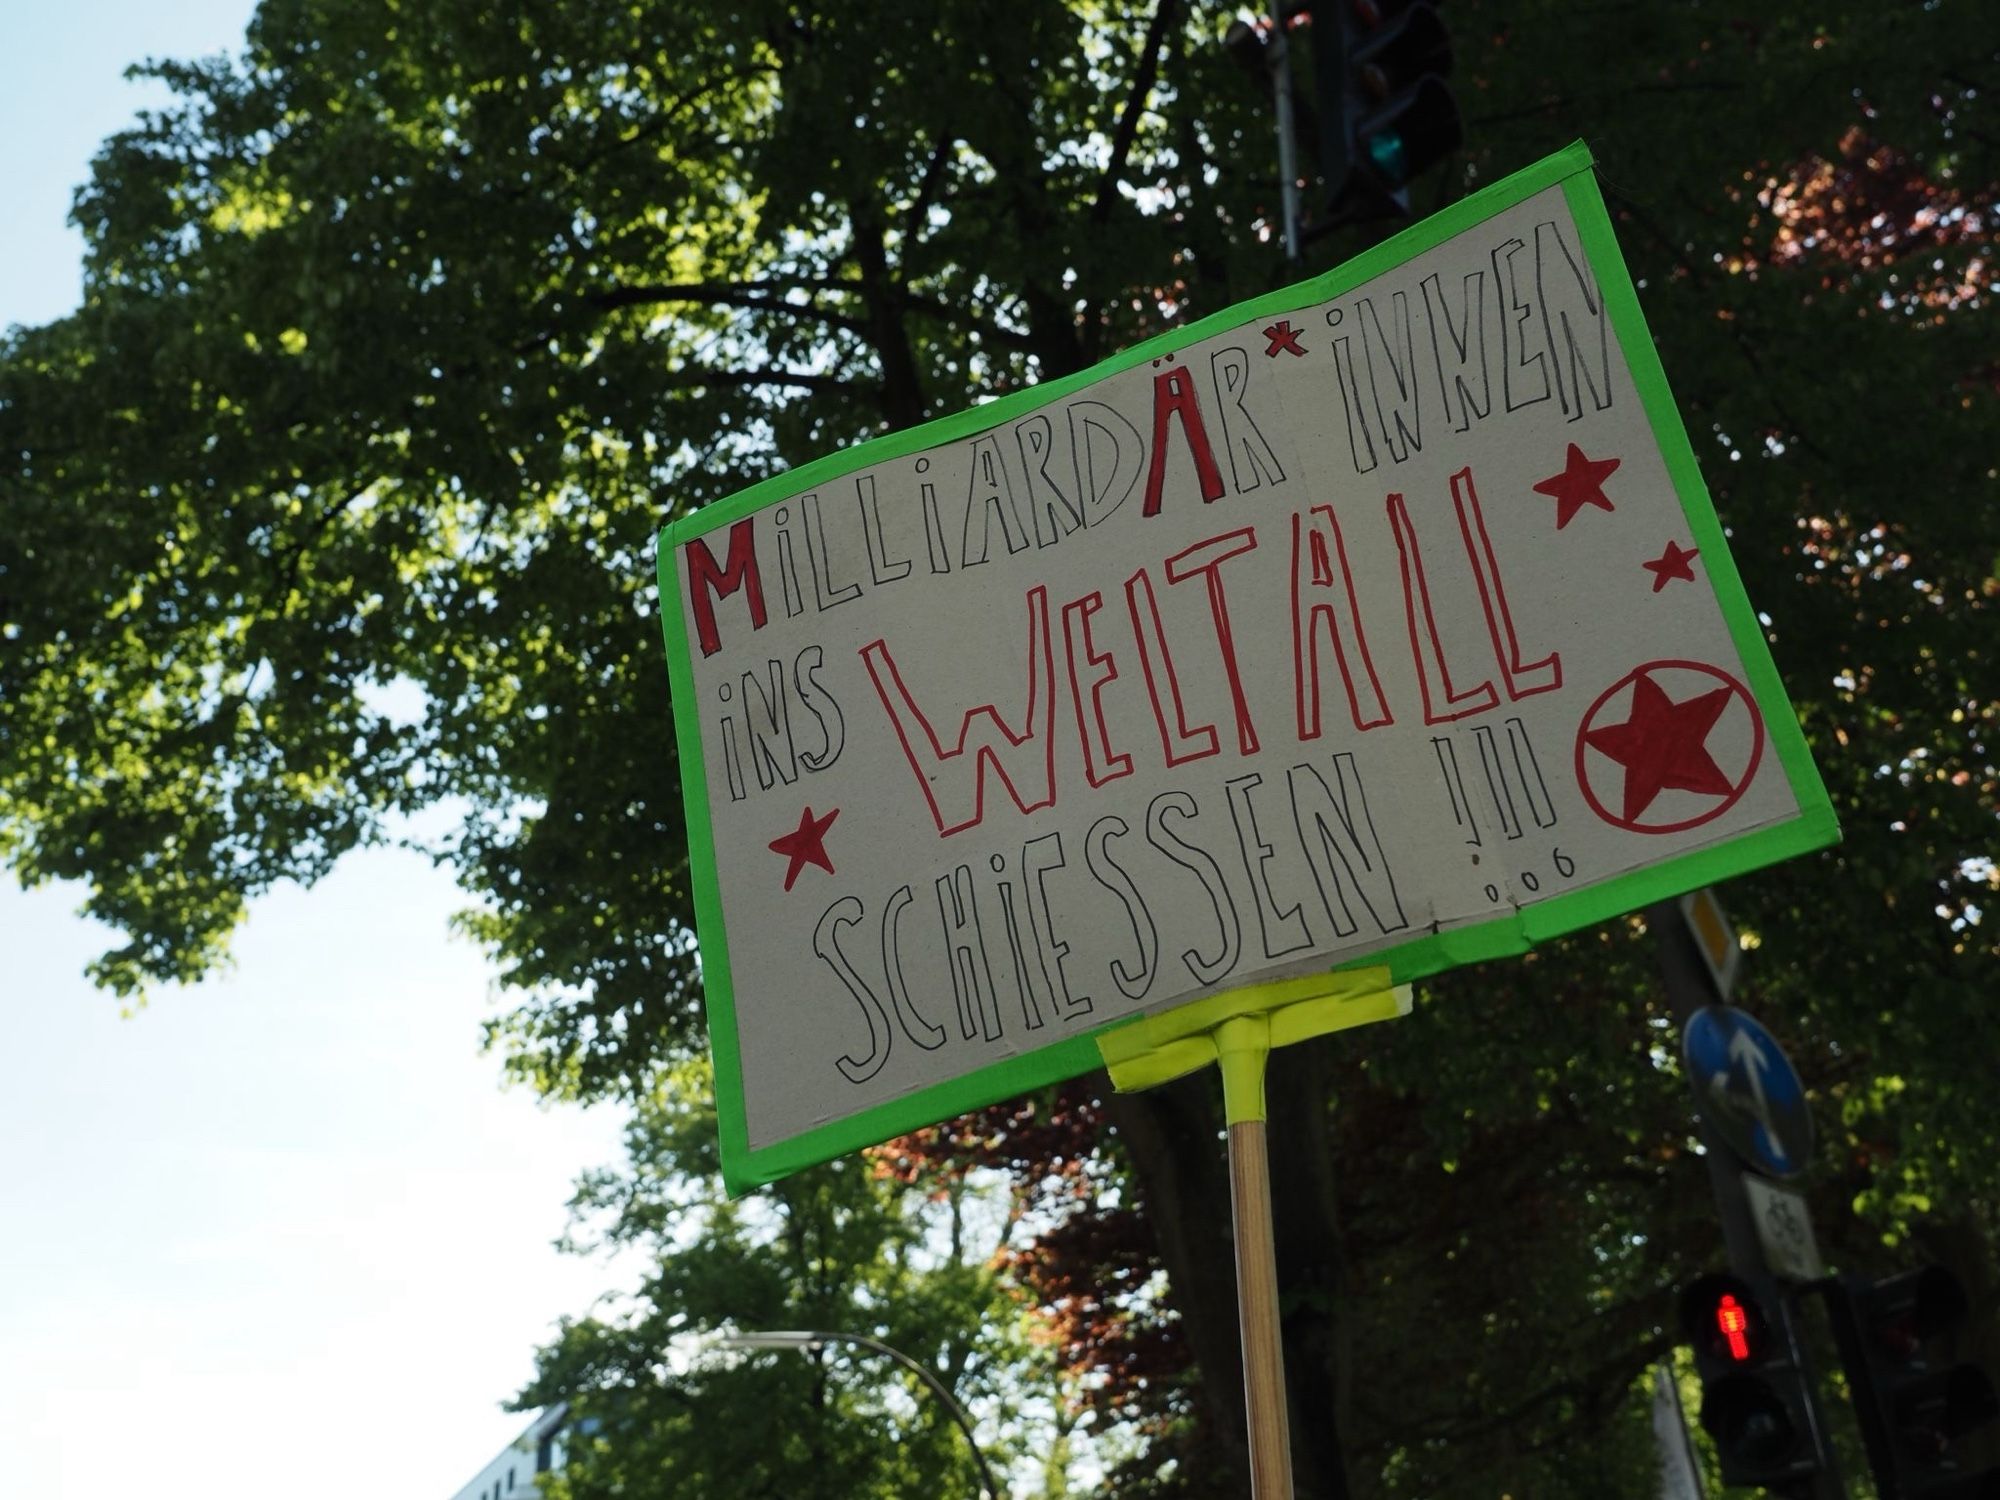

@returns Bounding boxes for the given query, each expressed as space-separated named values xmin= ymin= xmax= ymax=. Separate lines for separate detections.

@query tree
xmin=4 ymin=1 xmax=1996 ymax=1494
xmin=518 ymin=1060 xmax=1045 ymax=1499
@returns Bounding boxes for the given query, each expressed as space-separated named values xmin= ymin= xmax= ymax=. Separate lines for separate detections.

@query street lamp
xmin=720 ymin=1329 xmax=1001 ymax=1500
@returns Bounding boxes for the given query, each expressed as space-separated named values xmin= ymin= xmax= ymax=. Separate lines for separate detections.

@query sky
xmin=0 ymin=5 xmax=634 ymax=1496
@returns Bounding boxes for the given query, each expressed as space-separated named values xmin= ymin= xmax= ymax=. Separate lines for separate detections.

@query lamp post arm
xmin=817 ymin=1331 xmax=1000 ymax=1500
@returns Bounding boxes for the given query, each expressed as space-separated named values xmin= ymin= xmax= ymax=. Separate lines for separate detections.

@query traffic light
xmin=1680 ymin=1271 xmax=1829 ymax=1490
xmin=1312 ymin=0 xmax=1461 ymax=220
xmin=1828 ymin=1266 xmax=2000 ymax=1498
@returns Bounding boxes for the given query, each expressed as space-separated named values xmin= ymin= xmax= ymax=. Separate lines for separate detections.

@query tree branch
xmin=902 ymin=290 xmax=1038 ymax=353
xmin=851 ymin=211 xmax=927 ymax=429
xmin=1468 ymin=77 xmax=1741 ymax=129
xmin=587 ymin=280 xmax=870 ymax=335
xmin=906 ymin=122 xmax=957 ymax=245
xmin=1090 ymin=0 xmax=1179 ymax=225
xmin=657 ymin=366 xmax=872 ymax=398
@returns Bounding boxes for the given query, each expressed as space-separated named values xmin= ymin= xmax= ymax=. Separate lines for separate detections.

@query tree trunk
xmin=852 ymin=212 xmax=927 ymax=431
xmin=1266 ymin=1037 xmax=1354 ymax=1500
xmin=1103 ymin=1074 xmax=1251 ymax=1478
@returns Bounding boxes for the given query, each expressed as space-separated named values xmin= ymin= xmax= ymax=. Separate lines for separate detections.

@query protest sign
xmin=657 ymin=142 xmax=1838 ymax=1195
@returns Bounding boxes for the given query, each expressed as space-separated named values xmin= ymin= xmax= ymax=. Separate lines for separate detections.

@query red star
xmin=1642 ymin=539 xmax=1700 ymax=592
xmin=1533 ymin=443 xmax=1622 ymax=529
xmin=1582 ymin=674 xmax=1736 ymax=823
xmin=1262 ymin=319 xmax=1306 ymax=358
xmin=768 ymin=805 xmax=840 ymax=892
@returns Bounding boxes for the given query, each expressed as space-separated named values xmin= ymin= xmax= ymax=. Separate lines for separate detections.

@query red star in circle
xmin=1573 ymin=661 xmax=1765 ymax=833
xmin=1642 ymin=539 xmax=1700 ymax=592
xmin=769 ymin=805 xmax=840 ymax=892
xmin=1533 ymin=443 xmax=1622 ymax=529
xmin=1262 ymin=319 xmax=1306 ymax=358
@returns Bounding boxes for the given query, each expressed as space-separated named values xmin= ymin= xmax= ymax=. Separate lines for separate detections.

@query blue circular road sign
xmin=1682 ymin=1006 xmax=1814 ymax=1179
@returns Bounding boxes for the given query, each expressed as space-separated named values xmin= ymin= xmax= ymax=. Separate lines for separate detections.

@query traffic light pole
xmin=1263 ymin=20 xmax=1304 ymax=264
xmin=1653 ymin=900 xmax=1848 ymax=1500
xmin=1654 ymin=901 xmax=1768 ymax=1273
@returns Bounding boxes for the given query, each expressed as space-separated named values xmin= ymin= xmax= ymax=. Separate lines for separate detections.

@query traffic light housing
xmin=1680 ymin=1271 xmax=1829 ymax=1490
xmin=1829 ymin=1266 xmax=2000 ymax=1498
xmin=1311 ymin=0 xmax=1461 ymax=221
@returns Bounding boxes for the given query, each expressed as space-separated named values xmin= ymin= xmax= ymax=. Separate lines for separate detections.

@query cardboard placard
xmin=657 ymin=143 xmax=1838 ymax=1194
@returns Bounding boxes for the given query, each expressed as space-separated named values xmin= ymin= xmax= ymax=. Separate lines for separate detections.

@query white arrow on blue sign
xmin=1682 ymin=1006 xmax=1814 ymax=1179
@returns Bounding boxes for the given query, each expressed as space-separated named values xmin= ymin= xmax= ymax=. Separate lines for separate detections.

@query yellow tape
xmin=1094 ymin=967 xmax=1413 ymax=1124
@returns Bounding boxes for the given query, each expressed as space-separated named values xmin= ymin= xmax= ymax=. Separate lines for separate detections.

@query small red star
xmin=1582 ymin=674 xmax=1735 ymax=823
xmin=768 ymin=805 xmax=840 ymax=892
xmin=1262 ymin=319 xmax=1306 ymax=358
xmin=1533 ymin=443 xmax=1622 ymax=529
xmin=1642 ymin=539 xmax=1700 ymax=592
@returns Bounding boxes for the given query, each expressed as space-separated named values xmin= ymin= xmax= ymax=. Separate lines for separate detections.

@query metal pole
xmin=1652 ymin=900 xmax=1766 ymax=1271
xmin=1266 ymin=22 xmax=1303 ymax=263
xmin=723 ymin=1329 xmax=1001 ymax=1500
xmin=1651 ymin=901 xmax=1847 ymax=1500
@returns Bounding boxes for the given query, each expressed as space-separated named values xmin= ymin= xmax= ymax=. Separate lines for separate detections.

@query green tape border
xmin=655 ymin=141 xmax=1838 ymax=1197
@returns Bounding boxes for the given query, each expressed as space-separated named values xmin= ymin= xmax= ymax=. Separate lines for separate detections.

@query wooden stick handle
xmin=1229 ymin=1116 xmax=1295 ymax=1499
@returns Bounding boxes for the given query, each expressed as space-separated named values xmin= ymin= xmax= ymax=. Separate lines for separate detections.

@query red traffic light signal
xmin=1678 ymin=1272 xmax=1828 ymax=1488
xmin=1682 ymin=1273 xmax=1775 ymax=1366
xmin=1716 ymin=1290 xmax=1754 ymax=1362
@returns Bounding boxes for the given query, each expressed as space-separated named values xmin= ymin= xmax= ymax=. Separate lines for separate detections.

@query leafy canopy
xmin=4 ymin=0 xmax=1997 ymax=1494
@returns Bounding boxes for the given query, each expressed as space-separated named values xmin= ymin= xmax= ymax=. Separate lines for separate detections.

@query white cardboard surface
xmin=674 ymin=187 xmax=1800 ymax=1151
